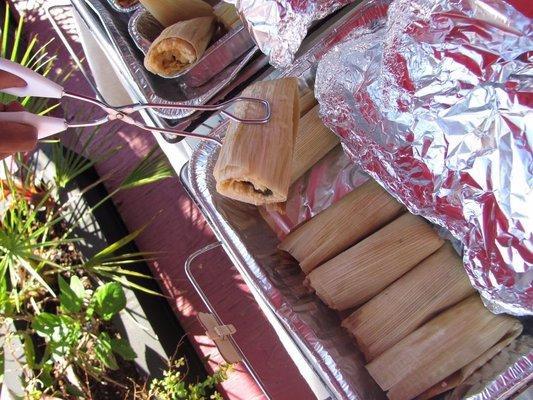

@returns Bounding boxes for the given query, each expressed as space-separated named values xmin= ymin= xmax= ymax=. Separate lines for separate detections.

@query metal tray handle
xmin=185 ymin=242 xmax=272 ymax=400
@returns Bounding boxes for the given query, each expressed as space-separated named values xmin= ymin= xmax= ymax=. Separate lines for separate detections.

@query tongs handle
xmin=0 ymin=111 xmax=68 ymax=139
xmin=0 ymin=58 xmax=64 ymax=99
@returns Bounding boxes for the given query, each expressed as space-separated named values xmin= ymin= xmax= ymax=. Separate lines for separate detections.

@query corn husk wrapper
xmin=144 ymin=17 xmax=216 ymax=77
xmin=214 ymin=3 xmax=241 ymax=29
xmin=299 ymin=89 xmax=317 ymax=116
xmin=290 ymin=105 xmax=339 ymax=183
xmin=139 ymin=0 xmax=214 ymax=27
xmin=214 ymin=78 xmax=300 ymax=205
xmin=343 ymin=244 xmax=475 ymax=361
xmin=279 ymin=179 xmax=403 ymax=274
xmin=366 ymin=296 xmax=523 ymax=400
xmin=307 ymin=213 xmax=444 ymax=310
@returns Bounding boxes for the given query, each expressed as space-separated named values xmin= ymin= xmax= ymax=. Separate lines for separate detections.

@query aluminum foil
xmin=224 ymin=0 xmax=355 ymax=67
xmin=450 ymin=335 xmax=533 ymax=400
xmin=315 ymin=0 xmax=533 ymax=316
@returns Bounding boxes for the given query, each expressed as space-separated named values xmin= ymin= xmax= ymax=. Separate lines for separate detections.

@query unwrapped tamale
xmin=144 ymin=17 xmax=216 ymax=77
xmin=366 ymin=296 xmax=522 ymax=400
xmin=279 ymin=179 xmax=403 ymax=273
xmin=139 ymin=0 xmax=214 ymax=27
xmin=307 ymin=213 xmax=443 ymax=310
xmin=214 ymin=78 xmax=300 ymax=205
xmin=343 ymin=244 xmax=475 ymax=361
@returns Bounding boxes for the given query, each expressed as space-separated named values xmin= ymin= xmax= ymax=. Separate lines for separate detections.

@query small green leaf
xmin=21 ymin=333 xmax=36 ymax=369
xmin=110 ymin=338 xmax=137 ymax=361
xmin=39 ymin=362 xmax=54 ymax=388
xmin=70 ymin=276 xmax=86 ymax=299
xmin=0 ymin=349 xmax=4 ymax=384
xmin=95 ymin=332 xmax=118 ymax=370
xmin=92 ymin=282 xmax=126 ymax=320
xmin=59 ymin=276 xmax=82 ymax=313
xmin=66 ymin=384 xmax=85 ymax=397
xmin=32 ymin=313 xmax=81 ymax=360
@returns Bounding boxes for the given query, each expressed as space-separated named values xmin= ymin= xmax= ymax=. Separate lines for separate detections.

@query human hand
xmin=0 ymin=69 xmax=37 ymax=160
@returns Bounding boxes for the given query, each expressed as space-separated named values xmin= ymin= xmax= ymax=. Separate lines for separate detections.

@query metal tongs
xmin=0 ymin=58 xmax=271 ymax=145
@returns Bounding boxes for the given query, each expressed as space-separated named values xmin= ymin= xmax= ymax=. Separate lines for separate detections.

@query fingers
xmin=0 ymin=70 xmax=27 ymax=90
xmin=0 ymin=122 xmax=38 ymax=153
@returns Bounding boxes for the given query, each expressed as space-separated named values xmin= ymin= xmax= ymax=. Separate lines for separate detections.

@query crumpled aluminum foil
xmin=224 ymin=0 xmax=355 ymax=67
xmin=315 ymin=0 xmax=533 ymax=316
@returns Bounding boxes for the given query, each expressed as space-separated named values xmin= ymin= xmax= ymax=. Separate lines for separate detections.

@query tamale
xmin=307 ymin=213 xmax=443 ymax=310
xmin=417 ymin=325 xmax=522 ymax=400
xmin=343 ymin=244 xmax=475 ymax=361
xmin=144 ymin=17 xmax=216 ymax=77
xmin=290 ymin=105 xmax=340 ymax=183
xmin=366 ymin=296 xmax=522 ymax=400
xmin=279 ymin=180 xmax=403 ymax=273
xmin=214 ymin=78 xmax=300 ymax=205
xmin=139 ymin=0 xmax=214 ymax=27
xmin=299 ymin=89 xmax=318 ymax=116
xmin=214 ymin=3 xmax=240 ymax=29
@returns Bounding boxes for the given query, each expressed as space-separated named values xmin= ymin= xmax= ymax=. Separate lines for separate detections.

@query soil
xmin=79 ymin=356 xmax=146 ymax=400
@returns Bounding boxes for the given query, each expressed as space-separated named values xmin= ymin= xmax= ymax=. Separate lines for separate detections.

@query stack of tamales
xmin=276 ymin=179 xmax=522 ymax=400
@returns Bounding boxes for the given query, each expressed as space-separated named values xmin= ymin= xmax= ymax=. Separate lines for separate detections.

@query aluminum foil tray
xmin=185 ymin=141 xmax=532 ymax=400
xmin=183 ymin=1 xmax=533 ymax=398
xmin=128 ymin=8 xmax=255 ymax=87
xmin=71 ymin=0 xmax=259 ymax=120
xmin=105 ymin=0 xmax=139 ymax=13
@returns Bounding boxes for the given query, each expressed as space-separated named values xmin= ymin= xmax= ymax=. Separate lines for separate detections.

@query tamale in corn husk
xmin=144 ymin=17 xmax=216 ymax=77
xmin=307 ymin=213 xmax=443 ymax=310
xmin=279 ymin=180 xmax=403 ymax=273
xmin=366 ymin=296 xmax=522 ymax=400
xmin=343 ymin=244 xmax=475 ymax=361
xmin=214 ymin=3 xmax=240 ymax=29
xmin=299 ymin=89 xmax=317 ymax=116
xmin=214 ymin=78 xmax=300 ymax=205
xmin=290 ymin=105 xmax=339 ymax=183
xmin=139 ymin=0 xmax=214 ymax=27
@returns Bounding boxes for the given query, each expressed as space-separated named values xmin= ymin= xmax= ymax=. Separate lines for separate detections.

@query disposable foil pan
xmin=184 ymin=0 xmax=533 ymax=398
xmin=128 ymin=8 xmax=256 ymax=87
xmin=71 ymin=0 xmax=259 ymax=120
xmin=105 ymin=0 xmax=139 ymax=13
xmin=186 ymin=124 xmax=533 ymax=400
xmin=185 ymin=128 xmax=532 ymax=400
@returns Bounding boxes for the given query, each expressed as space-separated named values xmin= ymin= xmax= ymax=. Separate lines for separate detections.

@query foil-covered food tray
xmin=70 ymin=0 xmax=260 ymax=120
xmin=183 ymin=0 xmax=533 ymax=398
xmin=128 ymin=7 xmax=256 ymax=87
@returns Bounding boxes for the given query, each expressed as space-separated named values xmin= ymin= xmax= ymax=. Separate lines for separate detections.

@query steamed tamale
xmin=366 ymin=296 xmax=522 ymax=400
xmin=307 ymin=213 xmax=443 ymax=310
xmin=343 ymin=244 xmax=475 ymax=361
xmin=214 ymin=3 xmax=240 ymax=29
xmin=279 ymin=180 xmax=403 ymax=273
xmin=290 ymin=105 xmax=339 ymax=183
xmin=214 ymin=78 xmax=300 ymax=205
xmin=139 ymin=0 xmax=214 ymax=27
xmin=144 ymin=17 xmax=216 ymax=77
xmin=299 ymin=89 xmax=318 ymax=116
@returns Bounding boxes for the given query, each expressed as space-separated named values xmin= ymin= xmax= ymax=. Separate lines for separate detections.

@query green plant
xmin=148 ymin=359 xmax=232 ymax=400
xmin=1 ymin=4 xmax=62 ymax=115
xmin=12 ymin=276 xmax=136 ymax=398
